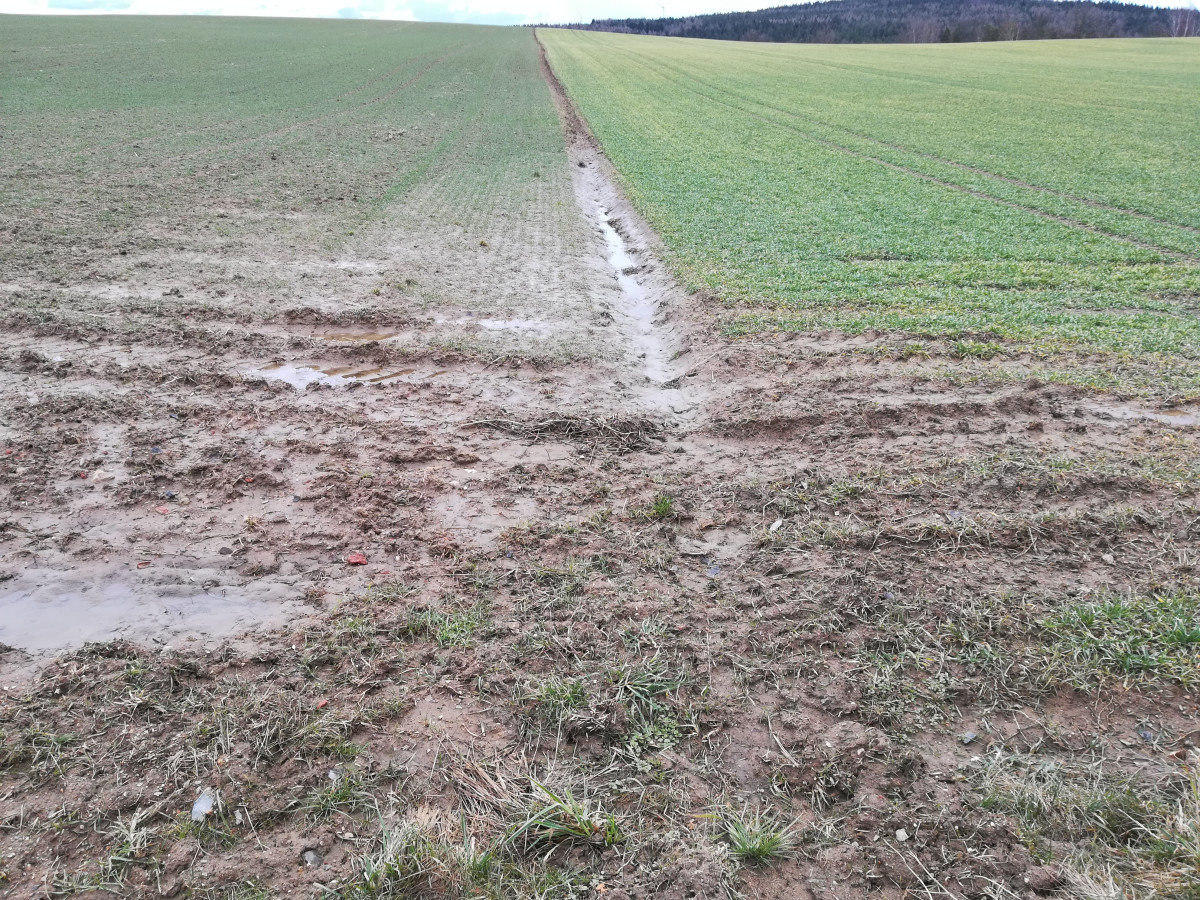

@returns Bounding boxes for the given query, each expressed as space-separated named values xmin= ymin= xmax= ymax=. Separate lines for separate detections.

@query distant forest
xmin=548 ymin=0 xmax=1200 ymax=43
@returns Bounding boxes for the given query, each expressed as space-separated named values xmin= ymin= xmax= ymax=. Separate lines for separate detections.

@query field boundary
xmin=536 ymin=27 xmax=699 ymax=400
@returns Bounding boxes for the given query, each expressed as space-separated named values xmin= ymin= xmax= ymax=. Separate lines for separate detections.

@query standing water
xmin=596 ymin=206 xmax=673 ymax=384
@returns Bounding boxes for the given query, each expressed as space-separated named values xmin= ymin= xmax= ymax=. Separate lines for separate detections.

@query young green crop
xmin=541 ymin=31 xmax=1200 ymax=364
xmin=1 ymin=18 xmax=607 ymax=361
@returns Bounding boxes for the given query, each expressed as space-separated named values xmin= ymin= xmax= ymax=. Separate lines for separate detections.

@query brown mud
xmin=0 ymin=35 xmax=1197 ymax=900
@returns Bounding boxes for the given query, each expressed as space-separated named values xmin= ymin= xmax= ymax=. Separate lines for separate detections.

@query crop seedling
xmin=721 ymin=805 xmax=799 ymax=865
xmin=506 ymin=781 xmax=622 ymax=852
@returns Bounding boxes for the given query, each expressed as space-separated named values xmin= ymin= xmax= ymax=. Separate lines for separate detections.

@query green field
xmin=3 ymin=16 xmax=562 ymax=240
xmin=541 ymin=32 xmax=1200 ymax=372
xmin=1 ymin=16 xmax=608 ymax=360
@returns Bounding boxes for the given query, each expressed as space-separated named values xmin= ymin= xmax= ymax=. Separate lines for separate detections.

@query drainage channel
xmin=594 ymin=206 xmax=675 ymax=385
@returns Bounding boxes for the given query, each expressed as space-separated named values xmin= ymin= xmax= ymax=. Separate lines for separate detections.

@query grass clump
xmin=633 ymin=492 xmax=678 ymax=521
xmin=1041 ymin=589 xmax=1200 ymax=687
xmin=291 ymin=769 xmax=377 ymax=823
xmin=525 ymin=677 xmax=592 ymax=730
xmin=520 ymin=656 xmax=689 ymax=745
xmin=345 ymin=816 xmax=586 ymax=899
xmin=506 ymin=781 xmax=622 ymax=852
xmin=195 ymin=688 xmax=358 ymax=768
xmin=1 ymin=726 xmax=78 ymax=781
xmin=51 ymin=807 xmax=163 ymax=894
xmin=951 ymin=339 xmax=1004 ymax=360
xmin=401 ymin=602 xmax=490 ymax=648
xmin=979 ymin=751 xmax=1200 ymax=899
xmin=721 ymin=806 xmax=799 ymax=866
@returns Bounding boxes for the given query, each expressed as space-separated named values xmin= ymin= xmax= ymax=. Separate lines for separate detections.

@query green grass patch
xmin=1041 ymin=590 xmax=1200 ymax=687
xmin=542 ymin=31 xmax=1200 ymax=365
xmin=401 ymin=602 xmax=490 ymax=648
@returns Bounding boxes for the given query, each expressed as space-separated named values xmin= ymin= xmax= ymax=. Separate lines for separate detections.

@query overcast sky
xmin=0 ymin=0 xmax=790 ymax=25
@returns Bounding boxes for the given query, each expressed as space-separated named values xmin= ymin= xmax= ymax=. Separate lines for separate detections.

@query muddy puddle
xmin=319 ymin=329 xmax=404 ymax=342
xmin=595 ymin=208 xmax=674 ymax=384
xmin=435 ymin=316 xmax=551 ymax=332
xmin=247 ymin=363 xmax=441 ymax=390
xmin=0 ymin=580 xmax=303 ymax=654
xmin=1092 ymin=404 xmax=1200 ymax=427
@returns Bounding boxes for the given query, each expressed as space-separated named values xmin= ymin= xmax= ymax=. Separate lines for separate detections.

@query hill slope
xmin=565 ymin=0 xmax=1199 ymax=43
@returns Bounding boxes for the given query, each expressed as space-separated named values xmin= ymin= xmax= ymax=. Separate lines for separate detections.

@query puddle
xmin=248 ymin=363 xmax=427 ymax=390
xmin=322 ymin=365 xmax=384 ymax=377
xmin=435 ymin=317 xmax=550 ymax=331
xmin=368 ymin=368 xmax=415 ymax=382
xmin=0 ymin=581 xmax=300 ymax=653
xmin=320 ymin=330 xmax=402 ymax=342
xmin=596 ymin=208 xmax=672 ymax=383
xmin=1093 ymin=404 xmax=1199 ymax=427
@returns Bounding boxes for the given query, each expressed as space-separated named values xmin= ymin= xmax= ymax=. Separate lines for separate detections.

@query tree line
xmin=539 ymin=0 xmax=1200 ymax=44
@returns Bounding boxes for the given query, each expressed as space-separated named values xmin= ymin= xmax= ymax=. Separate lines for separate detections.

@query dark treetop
xmin=545 ymin=0 xmax=1199 ymax=43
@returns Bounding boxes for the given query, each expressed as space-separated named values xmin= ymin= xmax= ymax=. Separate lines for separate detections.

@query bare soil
xmin=1 ymin=36 xmax=1198 ymax=900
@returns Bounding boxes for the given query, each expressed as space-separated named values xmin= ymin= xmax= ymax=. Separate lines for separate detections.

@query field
xmin=542 ymin=32 xmax=1200 ymax=392
xmin=2 ymin=15 xmax=1200 ymax=900
xmin=3 ymin=16 xmax=614 ymax=363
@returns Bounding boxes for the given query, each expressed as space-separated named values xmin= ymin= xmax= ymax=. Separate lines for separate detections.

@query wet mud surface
xmin=0 ymin=37 xmax=1198 ymax=900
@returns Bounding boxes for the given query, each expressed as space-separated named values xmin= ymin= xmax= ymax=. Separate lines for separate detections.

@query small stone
xmin=960 ymin=731 xmax=977 ymax=745
xmin=895 ymin=828 xmax=909 ymax=842
xmin=302 ymin=849 xmax=323 ymax=867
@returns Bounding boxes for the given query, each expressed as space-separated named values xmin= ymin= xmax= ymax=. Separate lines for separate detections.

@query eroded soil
xmin=1 ymin=32 xmax=1198 ymax=900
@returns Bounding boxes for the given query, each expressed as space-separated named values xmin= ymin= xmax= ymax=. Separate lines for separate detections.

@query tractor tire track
xmin=604 ymin=47 xmax=1199 ymax=265
xmin=652 ymin=57 xmax=1200 ymax=238
xmin=122 ymin=48 xmax=461 ymax=184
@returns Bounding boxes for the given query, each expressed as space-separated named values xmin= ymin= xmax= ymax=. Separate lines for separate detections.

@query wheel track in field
xmin=536 ymin=32 xmax=695 ymax=418
xmin=645 ymin=55 xmax=1200 ymax=239
xmin=566 ymin=35 xmax=1199 ymax=264
xmin=101 ymin=46 xmax=462 ymax=185
xmin=36 ymin=53 xmax=429 ymax=163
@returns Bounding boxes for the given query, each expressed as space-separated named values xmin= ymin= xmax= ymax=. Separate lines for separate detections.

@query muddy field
xmin=3 ymin=18 xmax=1199 ymax=900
